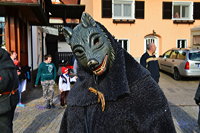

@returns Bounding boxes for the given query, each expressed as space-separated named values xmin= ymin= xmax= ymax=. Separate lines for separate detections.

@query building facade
xmin=81 ymin=0 xmax=200 ymax=59
xmin=0 ymin=0 xmax=85 ymax=71
xmin=0 ymin=0 xmax=50 ymax=66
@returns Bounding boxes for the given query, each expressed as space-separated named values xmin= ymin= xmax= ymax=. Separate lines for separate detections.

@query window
xmin=170 ymin=51 xmax=178 ymax=59
xmin=172 ymin=2 xmax=193 ymax=20
xmin=117 ymin=39 xmax=130 ymax=52
xmin=112 ymin=0 xmax=135 ymax=19
xmin=102 ymin=0 xmax=144 ymax=19
xmin=145 ymin=38 xmax=155 ymax=45
xmin=177 ymin=51 xmax=186 ymax=60
xmin=177 ymin=39 xmax=187 ymax=48
xmin=163 ymin=2 xmax=200 ymax=20
xmin=189 ymin=52 xmax=200 ymax=61
xmin=193 ymin=35 xmax=200 ymax=45
xmin=164 ymin=50 xmax=172 ymax=58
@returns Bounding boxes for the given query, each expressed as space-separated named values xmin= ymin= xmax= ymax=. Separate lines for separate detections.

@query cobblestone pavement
xmin=13 ymin=72 xmax=200 ymax=133
xmin=13 ymin=85 xmax=65 ymax=133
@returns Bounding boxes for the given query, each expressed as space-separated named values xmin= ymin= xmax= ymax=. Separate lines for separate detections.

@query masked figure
xmin=59 ymin=13 xmax=176 ymax=133
xmin=0 ymin=48 xmax=19 ymax=133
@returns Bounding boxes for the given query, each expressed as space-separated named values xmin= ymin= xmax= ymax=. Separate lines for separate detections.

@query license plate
xmin=196 ymin=63 xmax=200 ymax=68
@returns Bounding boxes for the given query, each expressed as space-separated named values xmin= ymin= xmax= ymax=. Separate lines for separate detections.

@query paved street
xmin=13 ymin=85 xmax=64 ymax=133
xmin=13 ymin=72 xmax=200 ymax=133
xmin=159 ymin=71 xmax=200 ymax=133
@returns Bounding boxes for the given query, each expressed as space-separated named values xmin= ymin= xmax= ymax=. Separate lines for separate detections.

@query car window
xmin=177 ymin=51 xmax=186 ymax=60
xmin=170 ymin=51 xmax=178 ymax=59
xmin=164 ymin=50 xmax=171 ymax=58
xmin=189 ymin=52 xmax=200 ymax=61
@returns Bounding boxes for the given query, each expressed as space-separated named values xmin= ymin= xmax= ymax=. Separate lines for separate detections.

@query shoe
xmin=61 ymin=105 xmax=67 ymax=108
xmin=59 ymin=105 xmax=67 ymax=109
xmin=51 ymin=104 xmax=56 ymax=108
xmin=17 ymin=103 xmax=25 ymax=107
xmin=45 ymin=104 xmax=51 ymax=109
xmin=45 ymin=100 xmax=51 ymax=109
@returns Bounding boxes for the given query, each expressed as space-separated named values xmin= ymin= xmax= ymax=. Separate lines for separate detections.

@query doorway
xmin=45 ymin=34 xmax=58 ymax=69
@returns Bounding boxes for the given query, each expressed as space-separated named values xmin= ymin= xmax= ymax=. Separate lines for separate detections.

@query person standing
xmin=0 ymin=48 xmax=19 ymax=133
xmin=194 ymin=81 xmax=200 ymax=125
xmin=10 ymin=51 xmax=26 ymax=107
xmin=140 ymin=42 xmax=160 ymax=83
xmin=59 ymin=67 xmax=77 ymax=107
xmin=35 ymin=54 xmax=57 ymax=109
xmin=10 ymin=51 xmax=19 ymax=66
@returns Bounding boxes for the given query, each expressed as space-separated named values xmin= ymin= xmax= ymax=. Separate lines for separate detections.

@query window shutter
xmin=102 ymin=0 xmax=112 ymax=18
xmin=135 ymin=1 xmax=144 ymax=19
xmin=163 ymin=2 xmax=172 ymax=19
xmin=194 ymin=2 xmax=200 ymax=19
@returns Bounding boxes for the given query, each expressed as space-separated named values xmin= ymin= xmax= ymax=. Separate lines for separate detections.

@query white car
xmin=158 ymin=48 xmax=200 ymax=80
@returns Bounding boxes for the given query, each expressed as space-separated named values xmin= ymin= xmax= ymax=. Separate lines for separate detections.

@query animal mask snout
xmin=87 ymin=59 xmax=99 ymax=70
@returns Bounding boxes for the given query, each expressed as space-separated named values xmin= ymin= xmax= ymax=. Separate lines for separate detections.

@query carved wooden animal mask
xmin=63 ymin=13 xmax=115 ymax=76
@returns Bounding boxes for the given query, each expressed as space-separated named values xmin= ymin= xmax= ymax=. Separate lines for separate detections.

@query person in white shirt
xmin=59 ymin=67 xmax=77 ymax=107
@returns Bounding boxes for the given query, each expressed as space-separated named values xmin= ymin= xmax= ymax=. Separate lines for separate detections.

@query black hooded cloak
xmin=0 ymin=48 xmax=19 ymax=133
xmin=59 ymin=15 xmax=176 ymax=133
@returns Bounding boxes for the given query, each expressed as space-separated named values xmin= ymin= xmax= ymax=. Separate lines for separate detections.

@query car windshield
xmin=189 ymin=52 xmax=200 ymax=61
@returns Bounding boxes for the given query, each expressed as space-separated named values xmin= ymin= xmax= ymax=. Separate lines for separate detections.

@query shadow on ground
xmin=169 ymin=102 xmax=200 ymax=133
xmin=22 ymin=83 xmax=43 ymax=104
xmin=23 ymin=108 xmax=63 ymax=133
xmin=21 ymin=82 xmax=59 ymax=104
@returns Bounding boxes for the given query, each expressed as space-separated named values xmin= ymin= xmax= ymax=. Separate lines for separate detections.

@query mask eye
xmin=94 ymin=37 xmax=100 ymax=45
xmin=75 ymin=50 xmax=83 ymax=56
xmin=73 ymin=46 xmax=85 ymax=57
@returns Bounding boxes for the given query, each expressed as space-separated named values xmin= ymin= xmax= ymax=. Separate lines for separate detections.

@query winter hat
xmin=61 ymin=67 xmax=68 ymax=74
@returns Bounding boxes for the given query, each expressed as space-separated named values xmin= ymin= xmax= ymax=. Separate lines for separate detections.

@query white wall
xmin=27 ymin=24 xmax=32 ymax=69
xmin=31 ymin=26 xmax=43 ymax=70
xmin=58 ymin=41 xmax=72 ymax=52
xmin=30 ymin=26 xmax=72 ymax=70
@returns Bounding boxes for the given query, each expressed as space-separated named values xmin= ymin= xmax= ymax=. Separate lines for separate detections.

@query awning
xmin=0 ymin=1 xmax=50 ymax=25
xmin=0 ymin=1 xmax=85 ymax=26
xmin=48 ymin=4 xmax=85 ymax=24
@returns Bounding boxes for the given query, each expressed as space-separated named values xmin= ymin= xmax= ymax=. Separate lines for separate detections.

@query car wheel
xmin=173 ymin=68 xmax=181 ymax=80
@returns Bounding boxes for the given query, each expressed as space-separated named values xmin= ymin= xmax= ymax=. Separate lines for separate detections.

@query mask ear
xmin=81 ymin=12 xmax=96 ymax=28
xmin=62 ymin=27 xmax=73 ymax=44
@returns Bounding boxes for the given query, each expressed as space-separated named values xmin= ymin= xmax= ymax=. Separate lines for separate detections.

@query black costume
xmin=194 ymin=82 xmax=200 ymax=125
xmin=59 ymin=13 xmax=176 ymax=133
xmin=0 ymin=48 xmax=19 ymax=133
xmin=140 ymin=52 xmax=160 ymax=83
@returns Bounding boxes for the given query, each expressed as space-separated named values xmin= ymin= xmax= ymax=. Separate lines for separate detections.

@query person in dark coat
xmin=0 ymin=48 xmax=19 ymax=133
xmin=140 ymin=42 xmax=160 ymax=83
xmin=194 ymin=81 xmax=200 ymax=125
xmin=59 ymin=13 xmax=176 ymax=133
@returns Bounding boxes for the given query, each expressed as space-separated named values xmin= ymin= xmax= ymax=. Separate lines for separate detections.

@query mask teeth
xmin=93 ymin=55 xmax=108 ymax=75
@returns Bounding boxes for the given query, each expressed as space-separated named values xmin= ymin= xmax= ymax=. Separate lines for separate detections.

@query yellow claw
xmin=89 ymin=87 xmax=105 ymax=112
